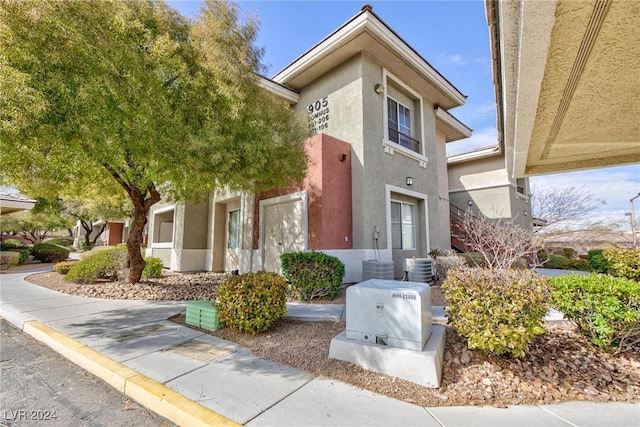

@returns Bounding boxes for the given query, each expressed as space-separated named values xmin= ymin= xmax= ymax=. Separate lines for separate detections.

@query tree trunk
xmin=81 ymin=220 xmax=93 ymax=249
xmin=126 ymin=186 xmax=160 ymax=284
xmin=90 ymin=222 xmax=108 ymax=247
xmin=127 ymin=203 xmax=147 ymax=284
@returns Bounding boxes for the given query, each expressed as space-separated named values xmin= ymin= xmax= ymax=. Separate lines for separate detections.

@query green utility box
xmin=186 ymin=300 xmax=222 ymax=331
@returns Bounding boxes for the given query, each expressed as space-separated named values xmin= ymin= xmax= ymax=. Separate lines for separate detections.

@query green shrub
xmin=280 ymin=251 xmax=345 ymax=301
xmin=143 ymin=256 xmax=164 ymax=279
xmin=216 ymin=271 xmax=288 ymax=334
xmin=66 ymin=247 xmax=127 ymax=283
xmin=54 ymin=260 xmax=77 ymax=275
xmin=0 ymin=251 xmax=21 ymax=269
xmin=562 ymin=259 xmax=592 ymax=271
xmin=460 ymin=252 xmax=487 ymax=267
xmin=543 ymin=254 xmax=568 ymax=269
xmin=587 ymin=249 xmax=608 ymax=274
xmin=32 ymin=243 xmax=70 ymax=263
xmin=603 ymin=249 xmax=640 ymax=281
xmin=550 ymin=274 xmax=639 ymax=353
xmin=79 ymin=245 xmax=125 ymax=260
xmin=0 ymin=240 xmax=31 ymax=264
xmin=45 ymin=237 xmax=74 ymax=247
xmin=442 ymin=266 xmax=549 ymax=357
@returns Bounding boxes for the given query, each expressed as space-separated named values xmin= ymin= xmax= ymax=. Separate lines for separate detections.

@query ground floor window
xmin=391 ymin=201 xmax=415 ymax=250
xmin=153 ymin=209 xmax=174 ymax=243
xmin=227 ymin=209 xmax=241 ymax=249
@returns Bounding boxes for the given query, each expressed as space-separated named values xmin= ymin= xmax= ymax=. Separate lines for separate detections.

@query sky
xmin=169 ymin=0 xmax=640 ymax=232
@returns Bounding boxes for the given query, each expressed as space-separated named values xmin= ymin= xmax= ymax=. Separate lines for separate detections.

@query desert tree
xmin=531 ymin=185 xmax=605 ymax=232
xmin=0 ymin=201 xmax=74 ymax=244
xmin=0 ymin=0 xmax=309 ymax=282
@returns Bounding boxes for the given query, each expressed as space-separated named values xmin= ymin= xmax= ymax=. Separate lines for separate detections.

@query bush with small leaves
xmin=66 ymin=246 xmax=127 ymax=283
xmin=550 ymin=274 xmax=639 ymax=354
xmin=280 ymin=251 xmax=345 ymax=301
xmin=442 ymin=266 xmax=550 ymax=357
xmin=32 ymin=243 xmax=70 ymax=263
xmin=216 ymin=271 xmax=288 ymax=334
xmin=142 ymin=256 xmax=164 ymax=279
xmin=54 ymin=260 xmax=77 ymax=275
xmin=0 ymin=251 xmax=21 ymax=269
xmin=603 ymin=249 xmax=640 ymax=282
xmin=434 ymin=250 xmax=466 ymax=282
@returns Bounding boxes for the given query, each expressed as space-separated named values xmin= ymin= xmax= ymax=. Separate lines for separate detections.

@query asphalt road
xmin=0 ymin=318 xmax=173 ymax=427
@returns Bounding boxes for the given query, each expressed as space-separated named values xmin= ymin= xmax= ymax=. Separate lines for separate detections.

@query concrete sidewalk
xmin=1 ymin=267 xmax=638 ymax=426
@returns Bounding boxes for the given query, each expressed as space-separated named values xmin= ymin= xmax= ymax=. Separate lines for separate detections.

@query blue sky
xmin=170 ymin=0 xmax=639 ymax=231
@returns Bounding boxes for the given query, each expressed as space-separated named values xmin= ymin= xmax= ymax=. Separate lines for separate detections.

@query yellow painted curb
xmin=22 ymin=321 xmax=240 ymax=427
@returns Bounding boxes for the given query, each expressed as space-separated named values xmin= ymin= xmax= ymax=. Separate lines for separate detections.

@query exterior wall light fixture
xmin=374 ymin=83 xmax=384 ymax=94
xmin=468 ymin=200 xmax=473 ymax=206
xmin=406 ymin=177 xmax=413 ymax=185
xmin=523 ymin=210 xmax=528 ymax=216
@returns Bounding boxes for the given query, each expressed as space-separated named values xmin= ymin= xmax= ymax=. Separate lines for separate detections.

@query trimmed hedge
xmin=1 ymin=240 xmax=31 ymax=264
xmin=45 ymin=237 xmax=74 ymax=247
xmin=281 ymin=251 xmax=345 ymax=301
xmin=0 ymin=251 xmax=21 ymax=269
xmin=442 ymin=266 xmax=550 ymax=357
xmin=550 ymin=274 xmax=639 ymax=353
xmin=32 ymin=243 xmax=70 ymax=263
xmin=216 ymin=271 xmax=288 ymax=334
xmin=66 ymin=247 xmax=127 ymax=283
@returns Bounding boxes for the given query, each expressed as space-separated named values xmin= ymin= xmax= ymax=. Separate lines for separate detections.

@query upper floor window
xmin=387 ymin=97 xmax=421 ymax=154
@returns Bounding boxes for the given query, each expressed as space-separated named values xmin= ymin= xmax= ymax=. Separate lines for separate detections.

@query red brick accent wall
xmin=253 ymin=134 xmax=352 ymax=250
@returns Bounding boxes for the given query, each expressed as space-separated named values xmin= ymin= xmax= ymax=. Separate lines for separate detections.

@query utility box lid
xmin=345 ymin=279 xmax=432 ymax=351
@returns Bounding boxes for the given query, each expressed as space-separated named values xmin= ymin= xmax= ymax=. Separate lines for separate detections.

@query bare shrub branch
xmin=458 ymin=211 xmax=538 ymax=269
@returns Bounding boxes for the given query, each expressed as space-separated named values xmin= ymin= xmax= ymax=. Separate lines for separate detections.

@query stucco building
xmin=146 ymin=5 xmax=525 ymax=281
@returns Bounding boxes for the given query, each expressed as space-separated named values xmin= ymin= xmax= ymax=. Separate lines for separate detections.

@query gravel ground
xmin=23 ymin=270 xmax=640 ymax=407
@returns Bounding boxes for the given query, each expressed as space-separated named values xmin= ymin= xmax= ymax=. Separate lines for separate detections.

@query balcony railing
xmin=388 ymin=128 xmax=421 ymax=154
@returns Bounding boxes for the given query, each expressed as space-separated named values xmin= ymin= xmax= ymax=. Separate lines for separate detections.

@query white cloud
xmin=446 ymin=127 xmax=497 ymax=156
xmin=438 ymin=52 xmax=468 ymax=66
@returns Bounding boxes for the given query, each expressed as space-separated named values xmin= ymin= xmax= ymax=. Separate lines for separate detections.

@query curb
xmin=20 ymin=320 xmax=240 ymax=427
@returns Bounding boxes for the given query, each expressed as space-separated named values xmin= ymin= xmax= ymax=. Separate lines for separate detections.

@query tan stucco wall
xmin=182 ymin=202 xmax=208 ymax=249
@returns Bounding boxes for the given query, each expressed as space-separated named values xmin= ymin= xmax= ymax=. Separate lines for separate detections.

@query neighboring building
xmin=73 ymin=220 xmax=129 ymax=248
xmin=145 ymin=5 xmax=520 ymax=281
xmin=542 ymin=231 xmax=635 ymax=254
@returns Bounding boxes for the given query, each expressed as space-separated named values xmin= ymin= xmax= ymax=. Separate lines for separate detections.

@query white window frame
xmin=381 ymin=69 xmax=428 ymax=166
xmin=227 ymin=209 xmax=241 ymax=249
xmin=385 ymin=184 xmax=430 ymax=252
xmin=151 ymin=205 xmax=175 ymax=248
xmin=391 ymin=200 xmax=416 ymax=250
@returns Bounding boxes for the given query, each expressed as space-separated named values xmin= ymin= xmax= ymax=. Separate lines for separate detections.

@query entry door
xmin=263 ymin=199 xmax=305 ymax=273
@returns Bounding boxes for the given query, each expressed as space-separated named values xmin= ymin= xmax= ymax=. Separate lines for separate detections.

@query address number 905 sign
xmin=308 ymin=96 xmax=329 ymax=133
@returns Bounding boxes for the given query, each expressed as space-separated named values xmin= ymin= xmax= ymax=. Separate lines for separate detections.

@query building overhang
xmin=0 ymin=194 xmax=36 ymax=215
xmin=435 ymin=107 xmax=473 ymax=142
xmin=489 ymin=0 xmax=640 ymax=177
xmin=272 ymin=5 xmax=466 ymax=109
xmin=257 ymin=75 xmax=300 ymax=105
